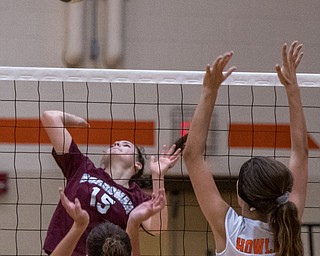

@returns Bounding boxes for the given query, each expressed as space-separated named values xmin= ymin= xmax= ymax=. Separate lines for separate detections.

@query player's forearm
xmin=146 ymin=204 xmax=168 ymax=233
xmin=126 ymin=220 xmax=141 ymax=256
xmin=184 ymin=88 xmax=218 ymax=160
xmin=286 ymin=86 xmax=308 ymax=158
xmin=151 ymin=172 xmax=164 ymax=191
xmin=286 ymin=84 xmax=309 ymax=220
xmin=150 ymin=175 xmax=168 ymax=231
xmin=42 ymin=110 xmax=85 ymax=127
xmin=51 ymin=223 xmax=86 ymax=256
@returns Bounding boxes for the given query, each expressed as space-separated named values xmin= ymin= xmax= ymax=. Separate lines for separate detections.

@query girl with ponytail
xmin=184 ymin=41 xmax=308 ymax=256
xmin=238 ymin=156 xmax=304 ymax=255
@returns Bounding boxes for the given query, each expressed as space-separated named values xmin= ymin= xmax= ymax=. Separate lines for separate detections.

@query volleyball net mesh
xmin=0 ymin=67 xmax=319 ymax=255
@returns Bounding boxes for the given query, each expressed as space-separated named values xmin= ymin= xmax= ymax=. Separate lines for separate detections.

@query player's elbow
xmin=183 ymin=143 xmax=192 ymax=159
xmin=41 ymin=110 xmax=61 ymax=126
xmin=183 ymin=145 xmax=198 ymax=164
xmin=41 ymin=110 xmax=52 ymax=126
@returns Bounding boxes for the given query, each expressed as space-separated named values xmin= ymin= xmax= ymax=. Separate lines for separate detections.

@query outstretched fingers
xmin=164 ymin=144 xmax=175 ymax=156
xmin=293 ymin=43 xmax=303 ymax=69
xmin=276 ymin=41 xmax=303 ymax=87
xmin=221 ymin=51 xmax=233 ymax=68
xmin=203 ymin=50 xmax=235 ymax=91
xmin=281 ymin=43 xmax=289 ymax=72
xmin=169 ymin=148 xmax=181 ymax=167
xmin=212 ymin=55 xmax=223 ymax=78
xmin=214 ymin=52 xmax=233 ymax=73
xmin=275 ymin=64 xmax=286 ymax=85
xmin=288 ymin=41 xmax=298 ymax=71
xmin=289 ymin=41 xmax=303 ymax=70
xmin=224 ymin=65 xmax=237 ymax=80
xmin=220 ymin=52 xmax=236 ymax=79
xmin=162 ymin=143 xmax=181 ymax=162
xmin=170 ymin=147 xmax=181 ymax=159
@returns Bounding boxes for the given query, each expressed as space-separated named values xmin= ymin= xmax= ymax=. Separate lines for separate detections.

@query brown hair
xmin=86 ymin=222 xmax=131 ymax=256
xmin=238 ymin=156 xmax=303 ymax=256
xmin=173 ymin=133 xmax=188 ymax=153
xmin=129 ymin=145 xmax=145 ymax=182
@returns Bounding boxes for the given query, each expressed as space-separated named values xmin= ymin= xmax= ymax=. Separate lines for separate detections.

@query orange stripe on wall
xmin=229 ymin=123 xmax=319 ymax=149
xmin=0 ymin=119 xmax=154 ymax=146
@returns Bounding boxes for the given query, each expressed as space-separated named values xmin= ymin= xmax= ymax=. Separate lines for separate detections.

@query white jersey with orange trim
xmin=216 ymin=207 xmax=276 ymax=256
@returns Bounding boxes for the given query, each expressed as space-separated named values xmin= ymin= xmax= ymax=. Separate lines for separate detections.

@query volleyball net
xmin=0 ymin=67 xmax=319 ymax=255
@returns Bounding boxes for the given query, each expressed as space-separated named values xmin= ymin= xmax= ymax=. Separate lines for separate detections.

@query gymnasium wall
xmin=0 ymin=1 xmax=319 ymax=73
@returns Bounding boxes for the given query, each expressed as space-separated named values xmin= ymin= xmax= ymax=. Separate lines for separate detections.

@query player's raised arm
xmin=275 ymin=41 xmax=308 ymax=220
xmin=41 ymin=110 xmax=89 ymax=154
xmin=51 ymin=188 xmax=89 ymax=256
xmin=183 ymin=52 xmax=236 ymax=251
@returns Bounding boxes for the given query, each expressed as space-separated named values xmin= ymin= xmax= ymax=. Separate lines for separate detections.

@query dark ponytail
xmin=130 ymin=145 xmax=145 ymax=182
xmin=269 ymin=202 xmax=303 ymax=256
xmin=238 ymin=156 xmax=304 ymax=256
xmin=173 ymin=133 xmax=188 ymax=153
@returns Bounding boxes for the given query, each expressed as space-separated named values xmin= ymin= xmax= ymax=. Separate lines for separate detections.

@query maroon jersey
xmin=44 ymin=141 xmax=151 ymax=256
